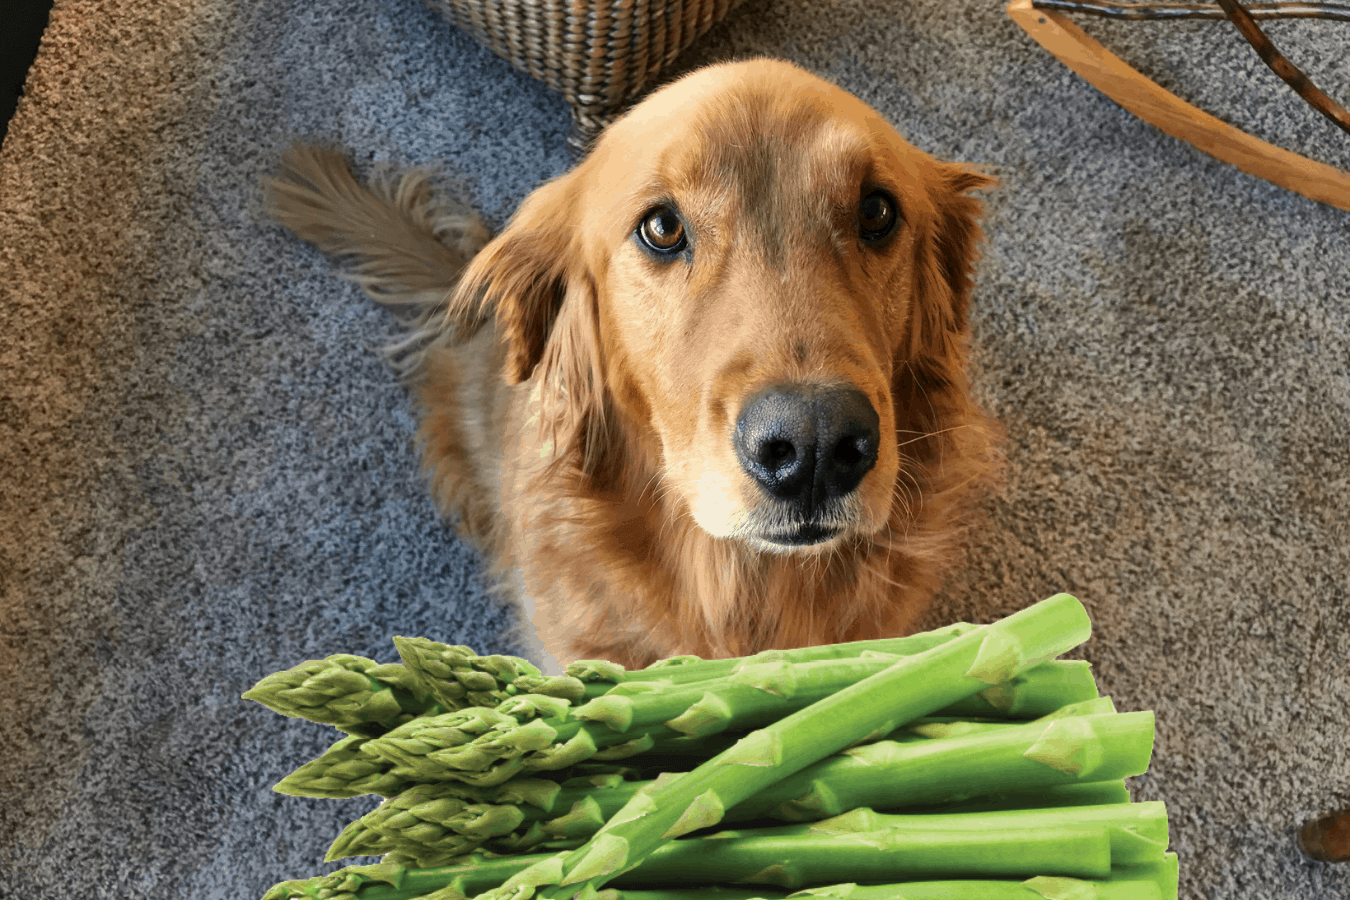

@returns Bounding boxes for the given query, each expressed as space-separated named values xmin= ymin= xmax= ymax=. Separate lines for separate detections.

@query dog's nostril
xmin=763 ymin=440 xmax=796 ymax=466
xmin=832 ymin=438 xmax=864 ymax=469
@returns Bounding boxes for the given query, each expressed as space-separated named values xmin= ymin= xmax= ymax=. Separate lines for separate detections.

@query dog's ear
xmin=449 ymin=173 xmax=584 ymax=385
xmin=906 ymin=164 xmax=997 ymax=383
xmin=450 ymin=169 xmax=611 ymax=480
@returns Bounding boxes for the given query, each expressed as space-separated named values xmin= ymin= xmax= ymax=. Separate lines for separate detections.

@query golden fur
xmin=268 ymin=57 xmax=1001 ymax=673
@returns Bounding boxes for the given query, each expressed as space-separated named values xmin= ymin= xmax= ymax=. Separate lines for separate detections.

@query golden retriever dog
xmin=268 ymin=57 xmax=1001 ymax=674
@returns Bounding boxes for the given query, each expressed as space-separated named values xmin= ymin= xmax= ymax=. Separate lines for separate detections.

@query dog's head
xmin=452 ymin=57 xmax=994 ymax=556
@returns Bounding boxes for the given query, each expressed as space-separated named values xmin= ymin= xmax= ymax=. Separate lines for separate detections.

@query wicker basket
xmin=418 ymin=0 xmax=751 ymax=156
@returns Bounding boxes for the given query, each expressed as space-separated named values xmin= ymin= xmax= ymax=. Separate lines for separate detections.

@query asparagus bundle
xmin=327 ymin=699 xmax=1153 ymax=864
xmin=249 ymin=593 xmax=1177 ymax=900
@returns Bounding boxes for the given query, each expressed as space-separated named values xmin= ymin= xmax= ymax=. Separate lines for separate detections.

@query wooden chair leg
xmin=1007 ymin=0 xmax=1350 ymax=211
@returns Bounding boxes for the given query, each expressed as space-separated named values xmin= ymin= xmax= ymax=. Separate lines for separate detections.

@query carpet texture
xmin=1 ymin=0 xmax=1347 ymax=898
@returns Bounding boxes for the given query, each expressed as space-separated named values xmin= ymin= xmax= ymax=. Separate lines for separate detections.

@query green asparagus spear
xmin=935 ymin=660 xmax=1097 ymax=718
xmin=572 ymin=657 xmax=1097 ymax=738
xmin=743 ymin=802 xmax=1168 ymax=868
xmin=326 ymin=780 xmax=520 ymax=862
xmin=328 ymin=774 xmax=622 ymax=864
xmin=393 ymin=637 xmax=557 ymax=709
xmin=275 ymin=712 xmax=675 ymax=800
xmin=574 ymin=657 xmax=898 ymax=735
xmin=920 ymin=779 xmax=1132 ymax=813
xmin=243 ymin=655 xmax=442 ymax=737
xmin=264 ymin=656 xmax=1098 ymax=801
xmin=476 ymin=593 xmax=1092 ymax=900
xmin=568 ymin=625 xmax=984 ymax=699
xmin=273 ymin=735 xmax=413 ymax=799
xmin=244 ymin=641 xmax=574 ymax=738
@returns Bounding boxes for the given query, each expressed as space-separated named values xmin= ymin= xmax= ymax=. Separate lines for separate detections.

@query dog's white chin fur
xmin=742 ymin=532 xmax=848 ymax=555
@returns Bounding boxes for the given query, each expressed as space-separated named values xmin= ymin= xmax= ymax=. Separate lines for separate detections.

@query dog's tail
xmin=266 ymin=144 xmax=492 ymax=364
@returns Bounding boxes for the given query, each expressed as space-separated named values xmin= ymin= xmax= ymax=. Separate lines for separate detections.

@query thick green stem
xmin=569 ymin=624 xmax=982 ymax=699
xmin=922 ymin=779 xmax=1131 ymax=813
xmin=573 ymin=658 xmax=1097 ymax=739
xmin=938 ymin=660 xmax=1097 ymax=718
xmin=751 ymin=801 xmax=1168 ymax=868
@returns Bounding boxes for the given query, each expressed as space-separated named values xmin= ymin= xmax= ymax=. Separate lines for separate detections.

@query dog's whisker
xmin=894 ymin=423 xmax=971 ymax=450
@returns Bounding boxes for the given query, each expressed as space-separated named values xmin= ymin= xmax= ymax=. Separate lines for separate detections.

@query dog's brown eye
xmin=859 ymin=190 xmax=898 ymax=241
xmin=638 ymin=207 xmax=687 ymax=255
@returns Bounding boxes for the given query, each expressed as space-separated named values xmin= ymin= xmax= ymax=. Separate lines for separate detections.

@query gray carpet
xmin=1 ymin=0 xmax=1347 ymax=898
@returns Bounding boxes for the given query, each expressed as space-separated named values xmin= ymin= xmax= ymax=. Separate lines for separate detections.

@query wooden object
xmin=1214 ymin=0 xmax=1350 ymax=135
xmin=1007 ymin=0 xmax=1350 ymax=210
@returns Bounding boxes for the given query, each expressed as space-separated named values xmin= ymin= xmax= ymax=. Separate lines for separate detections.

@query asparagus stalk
xmin=476 ymin=593 xmax=1092 ymax=900
xmin=274 ymin=711 xmax=664 ymax=800
xmin=328 ymin=774 xmax=626 ymax=864
xmin=568 ymin=624 xmax=983 ymax=699
xmin=741 ymin=801 xmax=1169 ymax=868
xmin=607 ymin=696 xmax=1112 ymax=777
xmin=243 ymin=655 xmax=443 ymax=737
xmin=572 ymin=658 xmax=1097 ymax=738
xmin=573 ymin=657 xmax=902 ymax=736
xmin=244 ymin=621 xmax=1085 ymax=744
xmin=394 ymin=637 xmax=587 ymax=709
xmin=937 ymin=660 xmax=1096 ymax=718
xmin=921 ymin=779 xmax=1132 ymax=813
xmin=744 ymin=853 xmax=1180 ymax=900
xmin=273 ymin=735 xmax=413 ymax=799
xmin=326 ymin=780 xmax=524 ymax=862
xmin=329 ymin=776 xmax=1134 ymax=867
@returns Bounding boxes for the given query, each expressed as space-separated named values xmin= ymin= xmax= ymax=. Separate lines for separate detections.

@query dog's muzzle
xmin=733 ymin=383 xmax=879 ymax=544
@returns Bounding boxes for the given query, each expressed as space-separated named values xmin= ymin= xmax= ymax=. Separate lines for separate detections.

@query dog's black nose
xmin=733 ymin=384 xmax=880 ymax=511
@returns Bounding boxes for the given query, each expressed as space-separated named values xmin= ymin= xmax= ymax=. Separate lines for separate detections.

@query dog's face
xmin=457 ymin=58 xmax=992 ymax=557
